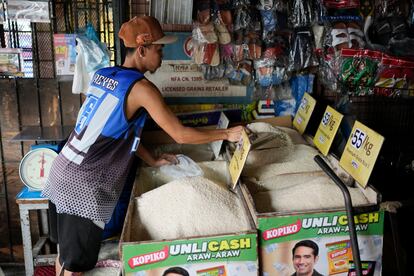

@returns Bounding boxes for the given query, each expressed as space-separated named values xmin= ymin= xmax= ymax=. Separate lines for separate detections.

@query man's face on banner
xmin=293 ymin=245 xmax=318 ymax=275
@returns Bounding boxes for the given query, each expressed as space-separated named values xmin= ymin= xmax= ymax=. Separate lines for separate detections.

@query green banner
xmin=258 ymin=211 xmax=384 ymax=246
xmin=122 ymin=233 xmax=257 ymax=273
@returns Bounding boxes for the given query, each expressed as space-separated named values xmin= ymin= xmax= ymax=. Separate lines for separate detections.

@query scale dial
xmin=19 ymin=148 xmax=58 ymax=190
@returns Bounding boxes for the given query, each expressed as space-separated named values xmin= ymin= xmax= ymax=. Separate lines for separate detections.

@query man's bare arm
xmin=127 ymin=79 xmax=242 ymax=144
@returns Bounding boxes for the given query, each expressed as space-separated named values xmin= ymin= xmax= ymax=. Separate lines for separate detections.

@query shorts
xmin=49 ymin=201 xmax=103 ymax=272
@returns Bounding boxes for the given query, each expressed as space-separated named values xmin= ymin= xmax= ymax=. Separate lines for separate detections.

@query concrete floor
xmin=0 ymin=240 xmax=121 ymax=276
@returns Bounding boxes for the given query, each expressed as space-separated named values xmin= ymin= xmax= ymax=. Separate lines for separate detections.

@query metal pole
xmin=113 ymin=0 xmax=128 ymax=65
xmin=0 ymin=122 xmax=15 ymax=261
xmin=314 ymin=155 xmax=363 ymax=276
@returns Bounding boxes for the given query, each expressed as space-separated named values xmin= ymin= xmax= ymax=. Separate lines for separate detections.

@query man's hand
xmin=152 ymin=153 xmax=178 ymax=167
xmin=226 ymin=126 xmax=244 ymax=142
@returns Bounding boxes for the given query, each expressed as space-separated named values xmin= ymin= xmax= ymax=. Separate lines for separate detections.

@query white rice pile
xmin=244 ymin=171 xmax=326 ymax=193
xmin=138 ymin=161 xmax=230 ymax=193
xmin=247 ymin=122 xmax=293 ymax=148
xmin=253 ymin=175 xmax=369 ymax=213
xmin=278 ymin=126 xmax=308 ymax=145
xmin=240 ymin=124 xmax=365 ymax=214
xmin=243 ymin=144 xmax=321 ymax=179
xmin=134 ymin=176 xmax=251 ymax=241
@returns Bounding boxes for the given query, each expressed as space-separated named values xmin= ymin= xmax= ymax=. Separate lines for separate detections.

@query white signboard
xmin=210 ymin=112 xmax=230 ymax=159
xmin=145 ymin=61 xmax=246 ymax=98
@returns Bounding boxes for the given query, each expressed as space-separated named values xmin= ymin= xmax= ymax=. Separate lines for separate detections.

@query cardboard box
xmin=120 ymin=161 xmax=259 ymax=275
xmin=238 ymin=118 xmax=384 ymax=276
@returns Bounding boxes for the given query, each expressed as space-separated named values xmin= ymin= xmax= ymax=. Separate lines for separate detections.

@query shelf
xmin=10 ymin=126 xmax=73 ymax=142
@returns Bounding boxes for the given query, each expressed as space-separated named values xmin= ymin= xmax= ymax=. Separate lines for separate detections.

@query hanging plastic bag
xmin=72 ymin=24 xmax=110 ymax=94
xmin=78 ymin=23 xmax=110 ymax=73
xmin=160 ymin=154 xmax=204 ymax=179
xmin=374 ymin=57 xmax=414 ymax=97
xmin=290 ymin=74 xmax=315 ymax=113
xmin=288 ymin=29 xmax=318 ymax=72
xmin=289 ymin=0 xmax=316 ymax=28
xmin=254 ymin=58 xmax=275 ymax=87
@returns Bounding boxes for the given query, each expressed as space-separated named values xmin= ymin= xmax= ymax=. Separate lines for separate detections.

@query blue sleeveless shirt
xmin=42 ymin=66 xmax=147 ymax=222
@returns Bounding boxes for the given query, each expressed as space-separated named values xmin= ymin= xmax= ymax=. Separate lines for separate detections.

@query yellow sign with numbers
xmin=314 ymin=106 xmax=344 ymax=156
xmin=229 ymin=129 xmax=251 ymax=189
xmin=339 ymin=121 xmax=384 ymax=188
xmin=293 ymin=93 xmax=316 ymax=134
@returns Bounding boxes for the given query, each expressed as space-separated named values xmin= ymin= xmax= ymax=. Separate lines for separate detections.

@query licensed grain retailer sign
xmin=339 ymin=121 xmax=384 ymax=187
xmin=293 ymin=93 xmax=316 ymax=134
xmin=146 ymin=61 xmax=247 ymax=98
xmin=145 ymin=33 xmax=251 ymax=104
xmin=314 ymin=106 xmax=344 ymax=156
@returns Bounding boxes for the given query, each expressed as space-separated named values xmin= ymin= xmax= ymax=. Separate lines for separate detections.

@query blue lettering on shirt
xmin=75 ymin=95 xmax=98 ymax=134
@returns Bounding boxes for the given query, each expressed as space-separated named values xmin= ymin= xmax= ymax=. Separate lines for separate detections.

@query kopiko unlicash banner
xmin=258 ymin=210 xmax=384 ymax=276
xmin=122 ymin=233 xmax=258 ymax=275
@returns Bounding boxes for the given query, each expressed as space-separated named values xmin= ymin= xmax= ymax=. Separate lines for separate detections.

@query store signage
xmin=54 ymin=34 xmax=76 ymax=75
xmin=314 ymin=106 xmax=344 ymax=156
xmin=293 ymin=93 xmax=316 ymax=134
xmin=122 ymin=233 xmax=257 ymax=274
xmin=339 ymin=121 xmax=384 ymax=187
xmin=210 ymin=112 xmax=230 ymax=159
xmin=229 ymin=129 xmax=251 ymax=189
xmin=146 ymin=60 xmax=246 ymax=98
xmin=258 ymin=211 xmax=384 ymax=276
xmin=0 ymin=48 xmax=24 ymax=77
xmin=145 ymin=33 xmax=252 ymax=104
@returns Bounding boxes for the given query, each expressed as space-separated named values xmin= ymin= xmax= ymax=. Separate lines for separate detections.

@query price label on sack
xmin=293 ymin=93 xmax=316 ymax=134
xmin=339 ymin=121 xmax=384 ymax=188
xmin=229 ymin=129 xmax=251 ymax=189
xmin=313 ymin=106 xmax=344 ymax=156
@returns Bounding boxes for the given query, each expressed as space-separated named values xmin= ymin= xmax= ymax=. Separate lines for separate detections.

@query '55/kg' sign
xmin=350 ymin=128 xmax=375 ymax=156
xmin=340 ymin=121 xmax=384 ymax=187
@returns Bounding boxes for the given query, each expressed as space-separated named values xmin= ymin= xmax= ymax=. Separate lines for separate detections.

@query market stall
xmin=2 ymin=1 xmax=413 ymax=275
xmin=120 ymin=149 xmax=259 ymax=275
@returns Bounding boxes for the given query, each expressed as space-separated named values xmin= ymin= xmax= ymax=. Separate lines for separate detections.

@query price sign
xmin=293 ymin=93 xmax=316 ymax=134
xmin=340 ymin=121 xmax=384 ymax=187
xmin=210 ymin=112 xmax=230 ymax=159
xmin=313 ymin=106 xmax=344 ymax=156
xmin=229 ymin=129 xmax=251 ymax=189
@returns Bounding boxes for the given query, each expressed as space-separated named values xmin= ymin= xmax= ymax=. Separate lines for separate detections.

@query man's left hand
xmin=152 ymin=153 xmax=178 ymax=167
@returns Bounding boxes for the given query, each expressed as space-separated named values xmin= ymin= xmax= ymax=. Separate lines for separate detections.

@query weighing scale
xmin=19 ymin=147 xmax=58 ymax=191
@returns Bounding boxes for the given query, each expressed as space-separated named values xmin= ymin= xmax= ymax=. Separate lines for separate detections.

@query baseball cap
xmin=118 ymin=16 xmax=177 ymax=47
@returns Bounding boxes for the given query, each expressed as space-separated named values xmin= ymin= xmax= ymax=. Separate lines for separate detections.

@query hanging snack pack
xmin=322 ymin=0 xmax=360 ymax=9
xmin=374 ymin=57 xmax=414 ymax=97
xmin=339 ymin=49 xmax=382 ymax=95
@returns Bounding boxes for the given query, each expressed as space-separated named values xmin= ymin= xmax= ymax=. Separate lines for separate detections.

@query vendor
xmin=42 ymin=15 xmax=243 ymax=275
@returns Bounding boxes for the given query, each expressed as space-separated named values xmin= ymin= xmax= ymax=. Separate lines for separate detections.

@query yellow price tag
xmin=293 ymin=93 xmax=316 ymax=134
xmin=313 ymin=106 xmax=344 ymax=156
xmin=229 ymin=129 xmax=251 ymax=189
xmin=339 ymin=121 xmax=384 ymax=188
